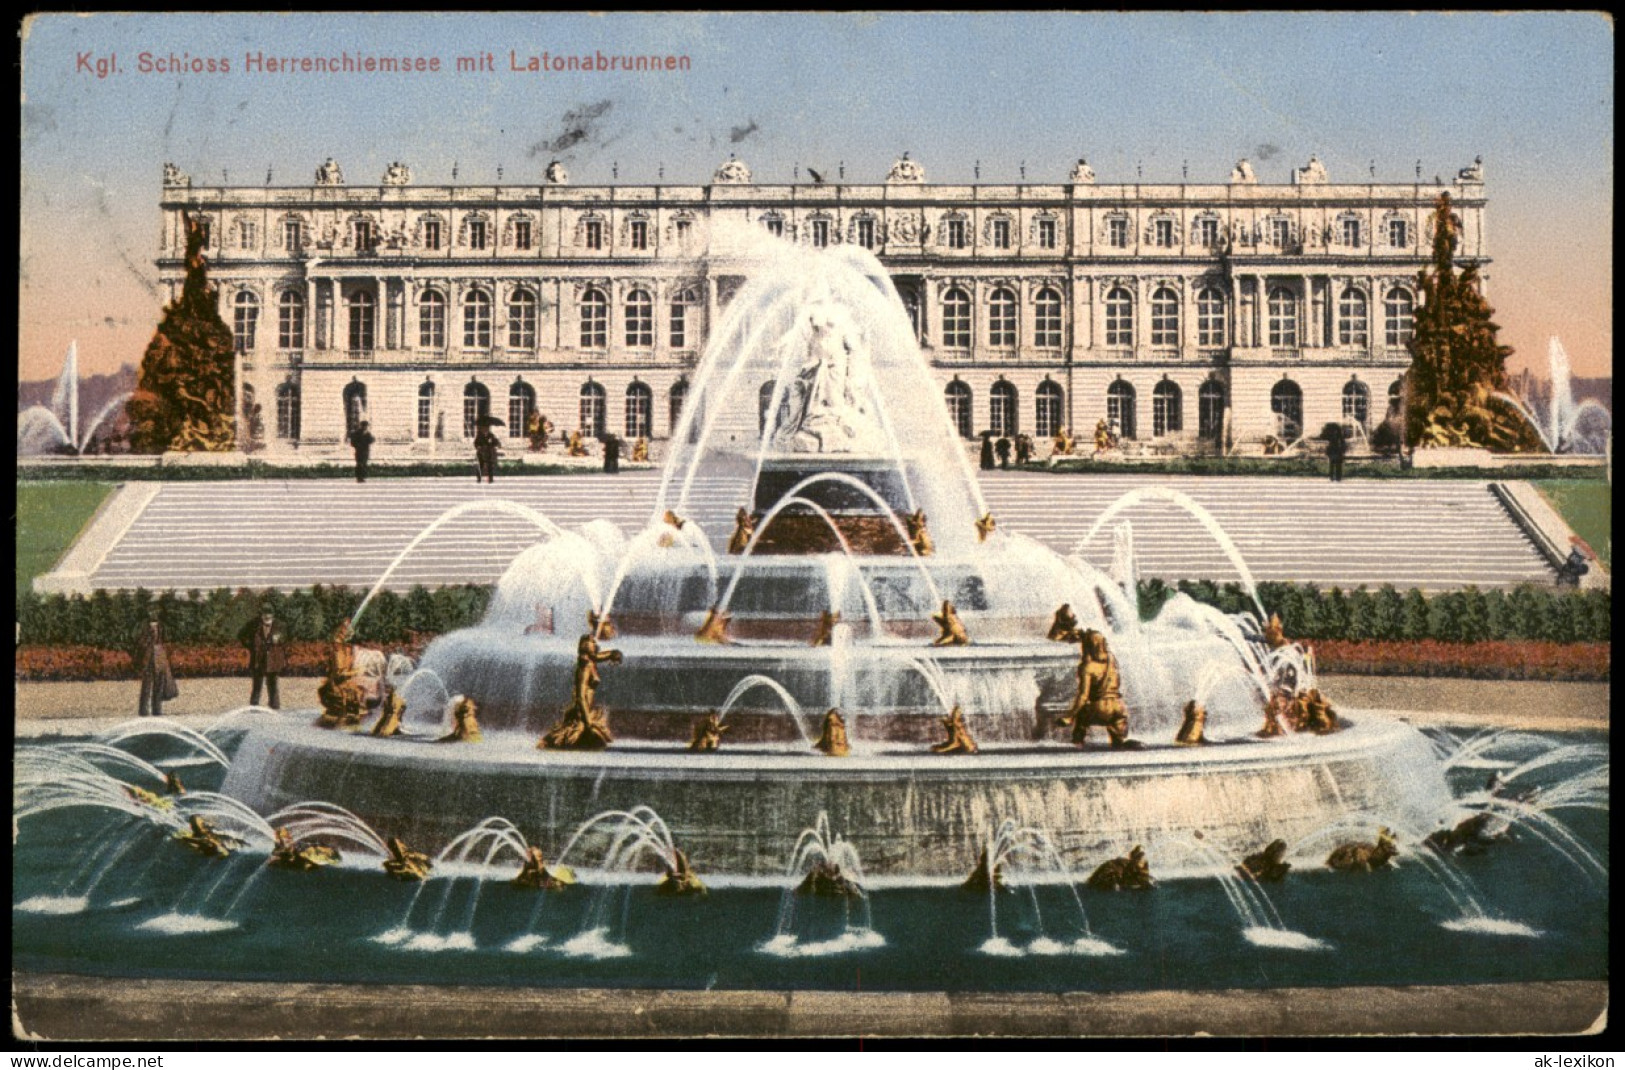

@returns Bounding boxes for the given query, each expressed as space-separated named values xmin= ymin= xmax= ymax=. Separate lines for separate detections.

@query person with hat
xmin=474 ymin=421 xmax=502 ymax=483
xmin=238 ymin=607 xmax=288 ymax=710
xmin=133 ymin=606 xmax=178 ymax=718
xmin=348 ymin=420 xmax=375 ymax=483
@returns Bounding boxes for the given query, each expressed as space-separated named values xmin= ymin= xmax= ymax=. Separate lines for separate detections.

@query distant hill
xmin=17 ymin=364 xmax=138 ymax=423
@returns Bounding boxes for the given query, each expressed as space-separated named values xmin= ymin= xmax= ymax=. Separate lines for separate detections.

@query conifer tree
xmin=1403 ymin=193 xmax=1542 ymax=450
xmin=127 ymin=215 xmax=237 ymax=452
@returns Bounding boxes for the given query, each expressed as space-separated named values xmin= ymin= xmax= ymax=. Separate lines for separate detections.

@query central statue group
xmin=1048 ymin=605 xmax=1139 ymax=749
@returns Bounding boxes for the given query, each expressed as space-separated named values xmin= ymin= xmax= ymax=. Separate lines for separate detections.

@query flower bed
xmin=1310 ymin=639 xmax=1610 ymax=681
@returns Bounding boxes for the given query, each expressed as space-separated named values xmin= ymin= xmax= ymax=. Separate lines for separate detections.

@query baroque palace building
xmin=155 ymin=152 xmax=1489 ymax=457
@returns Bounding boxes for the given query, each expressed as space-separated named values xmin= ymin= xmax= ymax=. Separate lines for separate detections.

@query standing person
xmin=474 ymin=425 xmax=501 ymax=483
xmin=995 ymin=436 xmax=1012 ymax=469
xmin=1015 ymin=433 xmax=1032 ymax=466
xmin=1325 ymin=422 xmax=1348 ymax=483
xmin=348 ymin=420 xmax=374 ymax=483
xmin=979 ymin=431 xmax=995 ymax=471
xmin=238 ymin=607 xmax=287 ymax=710
xmin=602 ymin=433 xmax=621 ymax=474
xmin=133 ymin=607 xmax=177 ymax=718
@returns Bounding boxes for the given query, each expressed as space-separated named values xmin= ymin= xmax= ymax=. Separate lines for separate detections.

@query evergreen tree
xmin=127 ymin=215 xmax=237 ymax=452
xmin=1403 ymin=193 xmax=1543 ymax=451
xmin=1400 ymin=588 xmax=1431 ymax=641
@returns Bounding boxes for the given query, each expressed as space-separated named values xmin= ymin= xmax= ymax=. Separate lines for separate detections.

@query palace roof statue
xmin=713 ymin=155 xmax=752 ymax=184
xmin=381 ymin=161 xmax=412 ymax=186
xmin=887 ymin=153 xmax=925 ymax=184
xmin=1230 ymin=159 xmax=1257 ymax=184
xmin=1293 ymin=155 xmax=1329 ymax=185
xmin=162 ymin=162 xmax=191 ymax=189
xmin=545 ymin=160 xmax=570 ymax=185
xmin=1457 ymin=156 xmax=1485 ymax=183
xmin=315 ymin=158 xmax=345 ymax=186
xmin=1069 ymin=158 xmax=1096 ymax=184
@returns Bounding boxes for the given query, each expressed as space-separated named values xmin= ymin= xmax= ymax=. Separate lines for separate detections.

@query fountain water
xmin=18 ymin=341 xmax=133 ymax=455
xmin=1499 ymin=337 xmax=1613 ymax=454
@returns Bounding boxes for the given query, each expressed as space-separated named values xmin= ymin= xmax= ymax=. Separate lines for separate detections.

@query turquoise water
xmin=12 ymin=731 xmax=1608 ymax=993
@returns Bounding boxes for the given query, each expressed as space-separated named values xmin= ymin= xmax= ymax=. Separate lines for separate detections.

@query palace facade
xmin=155 ymin=153 xmax=1489 ymax=456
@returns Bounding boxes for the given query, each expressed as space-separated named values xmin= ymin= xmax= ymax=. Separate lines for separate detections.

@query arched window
xmin=508 ymin=289 xmax=537 ymax=350
xmin=941 ymin=287 xmax=971 ymax=349
xmin=276 ymin=381 xmax=301 ymax=441
xmin=988 ymin=287 xmax=1017 ymax=348
xmin=1034 ymin=287 xmax=1063 ymax=348
xmin=1150 ymin=286 xmax=1179 ymax=348
xmin=990 ymin=380 xmax=1019 ymax=436
xmin=758 ymin=381 xmax=777 ymax=434
xmin=1384 ymin=287 xmax=1415 ymax=347
xmin=416 ymin=380 xmax=435 ymax=440
xmin=1107 ymin=380 xmax=1137 ymax=440
xmin=1198 ymin=379 xmax=1226 ymax=441
xmin=945 ymin=380 xmax=974 ymax=439
xmin=1035 ymin=380 xmax=1064 ymax=437
xmin=1342 ymin=379 xmax=1371 ymax=430
xmin=670 ymin=379 xmax=689 ymax=433
xmin=1270 ymin=380 xmax=1303 ymax=440
xmin=625 ymin=289 xmax=654 ymax=348
xmin=508 ymin=381 xmax=535 ymax=439
xmin=1196 ymin=286 xmax=1226 ymax=347
xmin=342 ymin=380 xmax=367 ymax=434
xmin=1387 ymin=378 xmax=1405 ymax=418
xmin=1337 ymin=287 xmax=1369 ymax=347
xmin=579 ymin=288 xmax=608 ymax=349
xmin=233 ymin=291 xmax=259 ymax=354
xmin=579 ymin=381 xmax=606 ymax=439
xmin=625 ymin=381 xmax=653 ymax=439
xmin=1267 ymin=286 xmax=1298 ymax=348
xmin=462 ymin=380 xmax=490 ymax=438
xmin=1105 ymin=287 xmax=1133 ymax=348
xmin=670 ymin=288 xmax=696 ymax=350
xmin=418 ymin=289 xmax=446 ymax=349
xmin=462 ymin=289 xmax=492 ymax=349
xmin=278 ymin=291 xmax=305 ymax=351
xmin=1152 ymin=380 xmax=1183 ymax=437
xmin=345 ymin=290 xmax=375 ymax=354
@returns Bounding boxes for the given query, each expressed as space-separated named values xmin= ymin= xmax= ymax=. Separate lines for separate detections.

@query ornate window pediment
xmin=1145 ymin=212 xmax=1181 ymax=248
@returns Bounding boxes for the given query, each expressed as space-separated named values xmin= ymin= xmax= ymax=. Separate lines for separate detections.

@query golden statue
xmin=1175 ymin=700 xmax=1208 ymax=746
xmin=1047 ymin=604 xmax=1080 ymax=642
xmin=1052 ymin=427 xmax=1075 ymax=457
xmin=316 ymin=619 xmax=371 ymax=729
xmin=974 ymin=512 xmax=997 ymax=543
xmin=587 ymin=610 xmax=617 ymax=640
xmin=905 ymin=510 xmax=935 ymax=556
xmin=268 ymin=827 xmax=341 ymax=871
xmin=1093 ymin=419 xmax=1113 ymax=454
xmin=1257 ymin=691 xmax=1289 ymax=738
xmin=1061 ymin=630 xmax=1136 ymax=748
xmin=512 ymin=845 xmax=575 ymax=891
xmin=567 ymin=430 xmax=590 ymax=457
xmin=1326 ymin=828 xmax=1398 ymax=873
xmin=1262 ymin=613 xmax=1288 ymax=650
xmin=655 ymin=847 xmax=707 ymax=897
xmin=931 ymin=705 xmax=978 ymax=755
xmin=795 ymin=859 xmax=863 ymax=898
xmin=663 ymin=509 xmax=687 ymax=531
xmin=961 ymin=847 xmax=1008 ymax=893
xmin=1302 ymin=688 xmax=1339 ymax=734
xmin=124 ymin=785 xmax=174 ymax=811
xmin=438 ymin=696 xmax=483 ymax=743
xmin=631 ymin=436 xmax=649 ymax=463
xmin=383 ymin=836 xmax=433 ymax=881
xmin=727 ymin=508 xmax=756 ymax=555
xmin=688 ymin=712 xmax=728 ymax=752
xmin=1238 ymin=840 xmax=1292 ymax=883
xmin=173 ymin=815 xmax=241 ymax=859
xmin=373 ymin=686 xmax=405 ymax=737
xmin=814 ymin=708 xmax=851 ymax=757
xmin=1085 ymin=845 xmax=1154 ymax=891
xmin=931 ymin=600 xmax=970 ymax=646
xmin=810 ymin=610 xmax=840 ymax=647
xmin=1285 ymin=691 xmax=1312 ymax=732
xmin=695 ymin=604 xmax=734 ymax=645
xmin=539 ymin=633 xmax=622 ymax=750
xmin=164 ymin=771 xmax=186 ymax=796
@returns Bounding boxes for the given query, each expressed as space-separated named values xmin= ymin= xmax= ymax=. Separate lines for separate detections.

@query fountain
xmin=1499 ymin=337 xmax=1613 ymax=454
xmin=18 ymin=341 xmax=132 ymax=455
xmin=209 ymin=237 xmax=1462 ymax=877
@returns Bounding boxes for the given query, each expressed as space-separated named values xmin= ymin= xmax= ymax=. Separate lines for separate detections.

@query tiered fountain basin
xmin=222 ymin=712 xmax=1449 ymax=878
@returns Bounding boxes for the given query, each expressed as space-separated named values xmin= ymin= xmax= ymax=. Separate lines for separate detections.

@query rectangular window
xmin=1388 ymin=219 xmax=1410 ymax=248
xmin=631 ymin=220 xmax=649 ymax=250
xmin=423 ymin=219 xmax=442 ymax=251
xmin=417 ymin=394 xmax=433 ymax=439
xmin=626 ymin=301 xmax=653 ymax=348
xmin=584 ymin=220 xmax=604 ymax=250
xmin=508 ymin=298 xmax=537 ymax=349
xmin=468 ymin=220 xmax=488 ymax=251
xmin=1196 ymin=293 xmax=1226 ymax=348
xmin=1037 ymin=218 xmax=1057 ymax=250
xmin=855 ymin=217 xmax=875 ymax=249
xmin=420 ymin=300 xmax=445 ymax=349
xmin=238 ymin=222 xmax=257 ymax=250
xmin=233 ymin=304 xmax=257 ymax=354
xmin=278 ymin=300 xmax=304 ymax=350
xmin=670 ymin=300 xmax=688 ymax=349
xmin=277 ymin=389 xmax=299 ymax=440
xmin=1193 ymin=218 xmax=1219 ymax=248
xmin=1269 ymin=218 xmax=1293 ymax=248
xmin=1153 ymin=219 xmax=1175 ymax=248
xmin=811 ymin=219 xmax=830 ymax=248
xmin=1341 ymin=218 xmax=1363 ymax=247
xmin=991 ymin=218 xmax=1011 ymax=249
xmin=946 ymin=218 xmax=969 ymax=249
xmin=1107 ymin=217 xmax=1129 ymax=248
xmin=1034 ymin=299 xmax=1062 ymax=348
xmin=765 ymin=217 xmax=783 ymax=238
xmin=464 ymin=301 xmax=491 ymax=349
xmin=352 ymin=220 xmax=374 ymax=253
xmin=675 ymin=219 xmax=693 ymax=247
xmin=283 ymin=219 xmax=302 ymax=253
xmin=513 ymin=219 xmax=532 ymax=251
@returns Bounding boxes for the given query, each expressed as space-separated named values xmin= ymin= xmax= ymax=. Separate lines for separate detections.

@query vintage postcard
xmin=15 ymin=11 xmax=1611 ymax=1044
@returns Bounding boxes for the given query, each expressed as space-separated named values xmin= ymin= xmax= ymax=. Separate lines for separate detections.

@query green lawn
xmin=1534 ymin=479 xmax=1612 ymax=568
xmin=15 ymin=481 xmax=115 ymax=592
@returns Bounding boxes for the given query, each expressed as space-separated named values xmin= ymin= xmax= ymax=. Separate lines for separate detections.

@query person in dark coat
xmin=979 ymin=431 xmax=996 ymax=471
xmin=1325 ymin=422 xmax=1347 ymax=483
xmin=474 ymin=428 xmax=501 ymax=483
xmin=348 ymin=420 xmax=374 ymax=483
xmin=1015 ymin=434 xmax=1033 ymax=466
xmin=238 ymin=608 xmax=288 ymax=709
xmin=602 ymin=434 xmax=621 ymax=474
xmin=134 ymin=607 xmax=177 ymax=718
xmin=995 ymin=436 xmax=1012 ymax=469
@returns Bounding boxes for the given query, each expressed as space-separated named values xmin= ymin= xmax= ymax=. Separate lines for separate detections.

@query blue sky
xmin=19 ymin=12 xmax=1614 ymax=379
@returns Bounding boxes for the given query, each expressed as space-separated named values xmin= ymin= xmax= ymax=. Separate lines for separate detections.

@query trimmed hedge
xmin=1036 ymin=456 xmax=1608 ymax=481
xmin=1138 ymin=578 xmax=1611 ymax=644
xmin=14 ymin=458 xmax=633 ymax=482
